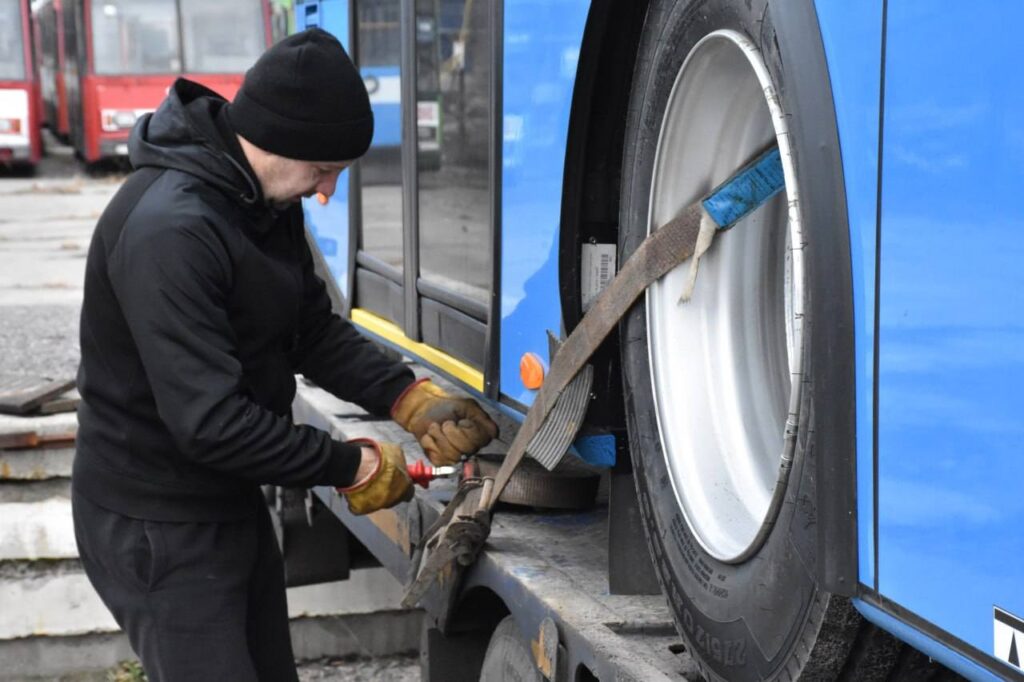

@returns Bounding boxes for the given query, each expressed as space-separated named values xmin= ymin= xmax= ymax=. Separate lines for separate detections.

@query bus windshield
xmin=180 ymin=0 xmax=265 ymax=73
xmin=0 ymin=0 xmax=26 ymax=81
xmin=91 ymin=0 xmax=181 ymax=75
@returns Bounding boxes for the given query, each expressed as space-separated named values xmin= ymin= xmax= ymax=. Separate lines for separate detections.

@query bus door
xmin=300 ymin=0 xmax=496 ymax=396
xmin=355 ymin=0 xmax=494 ymax=394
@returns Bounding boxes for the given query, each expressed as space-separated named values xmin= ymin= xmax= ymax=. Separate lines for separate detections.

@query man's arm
xmin=108 ymin=216 xmax=362 ymax=488
xmin=288 ymin=218 xmax=495 ymax=465
xmin=289 ymin=222 xmax=415 ymax=414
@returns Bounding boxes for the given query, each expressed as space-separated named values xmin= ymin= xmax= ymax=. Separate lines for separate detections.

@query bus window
xmin=0 ymin=0 xmax=26 ymax=81
xmin=416 ymin=0 xmax=491 ymax=310
xmin=356 ymin=0 xmax=405 ymax=279
xmin=90 ymin=0 xmax=181 ymax=75
xmin=180 ymin=0 xmax=265 ymax=74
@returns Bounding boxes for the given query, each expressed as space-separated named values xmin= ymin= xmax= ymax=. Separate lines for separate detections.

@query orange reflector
xmin=520 ymin=352 xmax=545 ymax=390
xmin=317 ymin=192 xmax=329 ymax=205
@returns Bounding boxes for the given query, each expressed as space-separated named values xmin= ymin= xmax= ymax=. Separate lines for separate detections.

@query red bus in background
xmin=33 ymin=0 xmax=70 ymax=141
xmin=0 ymin=0 xmax=42 ymax=169
xmin=34 ymin=0 xmax=272 ymax=164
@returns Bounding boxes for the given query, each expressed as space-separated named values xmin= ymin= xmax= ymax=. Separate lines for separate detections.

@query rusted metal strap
xmin=402 ymin=477 xmax=492 ymax=608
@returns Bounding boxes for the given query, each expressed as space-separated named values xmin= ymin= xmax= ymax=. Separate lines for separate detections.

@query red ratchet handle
xmin=407 ymin=460 xmax=459 ymax=488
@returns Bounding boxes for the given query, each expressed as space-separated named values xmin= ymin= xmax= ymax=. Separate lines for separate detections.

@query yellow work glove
xmin=336 ymin=439 xmax=414 ymax=515
xmin=391 ymin=379 xmax=499 ymax=466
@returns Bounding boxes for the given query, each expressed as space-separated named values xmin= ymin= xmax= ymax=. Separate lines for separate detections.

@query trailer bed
xmin=293 ymin=381 xmax=699 ymax=681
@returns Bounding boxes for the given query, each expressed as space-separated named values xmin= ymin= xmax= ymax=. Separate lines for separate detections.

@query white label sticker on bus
xmin=581 ymin=243 xmax=616 ymax=312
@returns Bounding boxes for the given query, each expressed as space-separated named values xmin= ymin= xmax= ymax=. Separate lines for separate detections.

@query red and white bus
xmin=1 ymin=0 xmax=42 ymax=169
xmin=33 ymin=0 xmax=272 ymax=163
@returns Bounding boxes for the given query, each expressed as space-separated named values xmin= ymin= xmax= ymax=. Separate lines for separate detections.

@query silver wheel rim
xmin=646 ymin=29 xmax=805 ymax=563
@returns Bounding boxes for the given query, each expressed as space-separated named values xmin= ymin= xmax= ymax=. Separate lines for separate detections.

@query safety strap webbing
xmin=488 ymin=202 xmax=704 ymax=507
xmin=488 ymin=144 xmax=786 ymax=508
xmin=403 ymin=146 xmax=786 ymax=607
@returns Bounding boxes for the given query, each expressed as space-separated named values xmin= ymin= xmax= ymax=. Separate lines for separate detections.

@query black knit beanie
xmin=229 ymin=28 xmax=373 ymax=162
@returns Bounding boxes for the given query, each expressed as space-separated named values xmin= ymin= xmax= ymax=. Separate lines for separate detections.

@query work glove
xmin=337 ymin=439 xmax=415 ymax=515
xmin=391 ymin=378 xmax=499 ymax=466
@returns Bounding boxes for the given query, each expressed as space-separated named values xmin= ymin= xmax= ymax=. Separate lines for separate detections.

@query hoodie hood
xmin=129 ymin=79 xmax=263 ymax=208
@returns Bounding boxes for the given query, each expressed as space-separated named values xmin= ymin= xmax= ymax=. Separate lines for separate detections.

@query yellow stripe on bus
xmin=350 ymin=308 xmax=485 ymax=393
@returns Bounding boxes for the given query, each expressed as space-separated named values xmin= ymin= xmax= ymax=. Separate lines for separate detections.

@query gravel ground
xmin=0 ymin=141 xmax=117 ymax=379
xmin=297 ymin=655 xmax=420 ymax=681
xmin=0 ymin=303 xmax=81 ymax=378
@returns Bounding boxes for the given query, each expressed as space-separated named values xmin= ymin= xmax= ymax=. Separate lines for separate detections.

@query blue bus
xmin=294 ymin=1 xmax=1024 ymax=680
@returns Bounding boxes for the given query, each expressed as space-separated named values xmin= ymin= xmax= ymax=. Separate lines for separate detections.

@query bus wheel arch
xmin=558 ymin=0 xmax=651 ymax=427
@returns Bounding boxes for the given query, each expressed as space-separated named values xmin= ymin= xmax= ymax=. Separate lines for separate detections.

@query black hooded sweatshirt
xmin=73 ymin=79 xmax=414 ymax=521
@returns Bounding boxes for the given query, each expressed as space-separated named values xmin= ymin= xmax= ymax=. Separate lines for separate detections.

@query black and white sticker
xmin=580 ymin=243 xmax=616 ymax=312
xmin=995 ymin=606 xmax=1024 ymax=671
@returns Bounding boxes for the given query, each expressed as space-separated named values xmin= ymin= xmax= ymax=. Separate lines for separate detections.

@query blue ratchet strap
xmin=701 ymin=145 xmax=786 ymax=229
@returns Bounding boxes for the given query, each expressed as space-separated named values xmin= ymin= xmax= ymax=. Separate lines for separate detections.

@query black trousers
xmin=71 ymin=490 xmax=299 ymax=682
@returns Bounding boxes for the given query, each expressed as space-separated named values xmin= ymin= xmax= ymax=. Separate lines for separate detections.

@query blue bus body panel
xmin=296 ymin=0 xmax=352 ymax=295
xmin=853 ymin=600 xmax=1006 ymax=682
xmin=362 ymin=65 xmax=402 ymax=147
xmin=499 ymin=0 xmax=590 ymax=406
xmin=811 ymin=0 xmax=883 ymax=589
xmin=877 ymin=2 xmax=1024 ymax=673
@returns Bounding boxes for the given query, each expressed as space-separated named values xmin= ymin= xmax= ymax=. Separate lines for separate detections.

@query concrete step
xmin=0 ymin=412 xmax=78 ymax=441
xmin=0 ymin=411 xmax=77 ymax=484
xmin=0 ymin=561 xmax=411 ymax=640
xmin=0 ymin=481 xmax=75 ymax=562
xmin=0 ymin=610 xmax=422 ymax=681
xmin=0 ymin=412 xmax=423 ymax=679
xmin=0 ymin=476 xmax=422 ymax=673
xmin=0 ymin=446 xmax=74 ymax=481
xmin=0 ymin=560 xmax=421 ymax=680
xmin=0 ymin=561 xmax=113 ymax=638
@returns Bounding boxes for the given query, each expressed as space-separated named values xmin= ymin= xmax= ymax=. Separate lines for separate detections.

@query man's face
xmin=259 ymin=155 xmax=352 ymax=206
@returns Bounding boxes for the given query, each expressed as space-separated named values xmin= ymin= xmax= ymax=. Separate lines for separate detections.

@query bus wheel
xmin=478 ymin=616 xmax=543 ymax=682
xmin=618 ymin=2 xmax=893 ymax=680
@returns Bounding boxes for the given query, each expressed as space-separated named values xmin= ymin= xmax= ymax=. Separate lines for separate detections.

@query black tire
xmin=478 ymin=616 xmax=543 ymax=682
xmin=617 ymin=1 xmax=932 ymax=681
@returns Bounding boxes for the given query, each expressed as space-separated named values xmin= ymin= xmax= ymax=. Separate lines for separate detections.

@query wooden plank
xmin=38 ymin=389 xmax=81 ymax=415
xmin=0 ymin=375 xmax=77 ymax=416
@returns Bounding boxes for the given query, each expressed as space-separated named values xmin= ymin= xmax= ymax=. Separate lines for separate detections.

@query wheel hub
xmin=646 ymin=29 xmax=805 ymax=563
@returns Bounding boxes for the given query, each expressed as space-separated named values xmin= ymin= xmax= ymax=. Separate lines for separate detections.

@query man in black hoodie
xmin=72 ymin=29 xmax=496 ymax=681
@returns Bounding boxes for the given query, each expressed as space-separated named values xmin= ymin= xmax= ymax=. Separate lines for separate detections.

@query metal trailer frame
xmin=291 ymin=380 xmax=700 ymax=682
